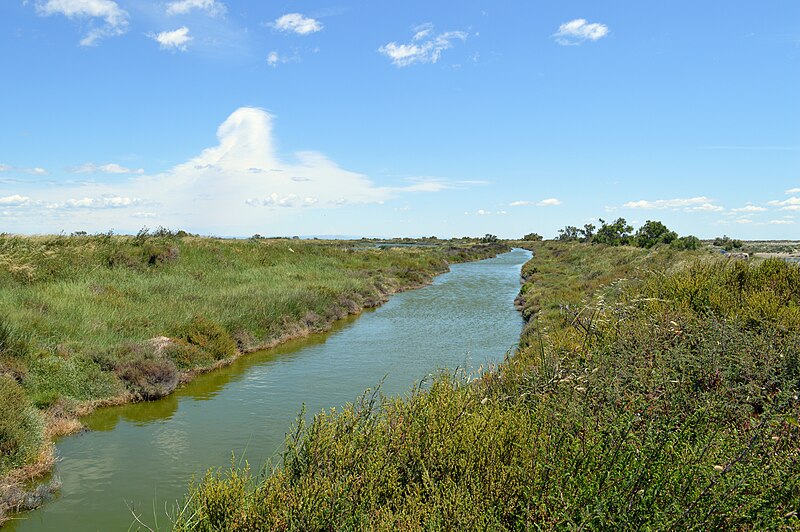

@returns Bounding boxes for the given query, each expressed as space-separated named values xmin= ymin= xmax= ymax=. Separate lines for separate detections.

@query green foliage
xmin=671 ymin=235 xmax=701 ymax=250
xmin=0 ymin=234 xmax=508 ymax=483
xmin=593 ymin=217 xmax=634 ymax=246
xmin=0 ymin=376 xmax=44 ymax=477
xmin=173 ymin=242 xmax=800 ymax=530
xmin=480 ymin=234 xmax=498 ymax=243
xmin=521 ymin=232 xmax=543 ymax=242
xmin=174 ymin=316 xmax=237 ymax=362
xmin=635 ymin=219 xmax=678 ymax=248
xmin=714 ymin=235 xmax=744 ymax=251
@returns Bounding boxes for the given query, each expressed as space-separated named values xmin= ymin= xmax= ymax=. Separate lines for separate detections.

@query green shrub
xmin=175 ymin=316 xmax=237 ymax=362
xmin=0 ymin=376 xmax=44 ymax=477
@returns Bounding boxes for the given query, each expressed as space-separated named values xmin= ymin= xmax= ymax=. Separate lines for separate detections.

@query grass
xmin=171 ymin=241 xmax=800 ymax=530
xmin=0 ymin=232 xmax=507 ymax=521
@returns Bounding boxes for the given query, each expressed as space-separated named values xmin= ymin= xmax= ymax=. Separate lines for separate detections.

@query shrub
xmin=115 ymin=356 xmax=178 ymax=400
xmin=0 ymin=376 xmax=44 ymax=477
xmin=175 ymin=316 xmax=237 ymax=362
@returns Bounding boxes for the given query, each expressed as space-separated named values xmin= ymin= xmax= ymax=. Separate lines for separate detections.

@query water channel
xmin=9 ymin=248 xmax=532 ymax=531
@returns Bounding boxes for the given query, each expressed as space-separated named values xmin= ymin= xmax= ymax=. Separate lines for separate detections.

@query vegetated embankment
xmin=172 ymin=240 xmax=800 ymax=530
xmin=0 ymin=232 xmax=508 ymax=523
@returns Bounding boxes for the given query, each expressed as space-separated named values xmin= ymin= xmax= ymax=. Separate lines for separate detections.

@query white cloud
xmin=537 ymin=198 xmax=562 ymax=206
xmin=4 ymin=108 xmax=456 ymax=233
xmin=271 ymin=13 xmax=322 ymax=35
xmin=166 ymin=0 xmax=226 ymax=17
xmin=624 ymin=196 xmax=722 ymax=211
xmin=49 ymin=195 xmax=145 ymax=209
xmin=786 ymin=187 xmax=800 ymax=194
xmin=554 ymin=18 xmax=609 ymax=46
xmin=36 ymin=0 xmax=129 ymax=46
xmin=509 ymin=200 xmax=534 ymax=207
xmin=0 ymin=195 xmax=32 ymax=206
xmin=379 ymin=24 xmax=468 ymax=67
xmin=767 ymin=196 xmax=800 ymax=210
xmin=731 ymin=205 xmax=767 ymax=213
xmin=768 ymin=219 xmax=795 ymax=225
xmin=267 ymin=51 xmax=280 ymax=66
xmin=0 ymin=163 xmax=48 ymax=175
xmin=69 ymin=162 xmax=144 ymax=174
xmin=150 ymin=27 xmax=192 ymax=51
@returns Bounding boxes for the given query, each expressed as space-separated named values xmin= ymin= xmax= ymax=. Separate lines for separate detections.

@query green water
xmin=8 ymin=249 xmax=531 ymax=531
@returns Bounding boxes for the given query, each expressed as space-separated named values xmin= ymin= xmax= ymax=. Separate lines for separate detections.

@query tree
xmin=556 ymin=226 xmax=581 ymax=241
xmin=522 ymin=233 xmax=543 ymax=241
xmin=593 ymin=218 xmax=633 ymax=246
xmin=480 ymin=234 xmax=498 ymax=243
xmin=635 ymin=220 xmax=678 ymax=248
xmin=671 ymin=235 xmax=701 ymax=250
xmin=580 ymin=223 xmax=596 ymax=243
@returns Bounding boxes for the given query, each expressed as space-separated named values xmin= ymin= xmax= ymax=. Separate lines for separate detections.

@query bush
xmin=96 ymin=343 xmax=179 ymax=400
xmin=671 ymin=235 xmax=701 ymax=250
xmin=175 ymin=316 xmax=237 ymax=362
xmin=0 ymin=376 xmax=44 ymax=477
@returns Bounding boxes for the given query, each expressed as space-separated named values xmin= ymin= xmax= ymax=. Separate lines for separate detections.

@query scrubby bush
xmin=0 ymin=376 xmax=44 ymax=477
xmin=175 ymin=316 xmax=237 ymax=362
xmin=671 ymin=235 xmax=701 ymax=250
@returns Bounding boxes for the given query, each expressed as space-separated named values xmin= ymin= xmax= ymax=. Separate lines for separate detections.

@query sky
xmin=1 ymin=1 xmax=799 ymax=239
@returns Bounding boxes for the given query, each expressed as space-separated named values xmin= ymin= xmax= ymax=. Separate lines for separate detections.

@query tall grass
xmin=172 ymin=242 xmax=800 ymax=530
xmin=0 ymin=233 xmax=506 ymax=506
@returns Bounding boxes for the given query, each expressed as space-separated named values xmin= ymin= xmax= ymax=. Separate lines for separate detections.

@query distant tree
xmin=671 ymin=235 xmax=701 ymax=250
xmin=713 ymin=235 xmax=744 ymax=251
xmin=522 ymin=232 xmax=543 ymax=241
xmin=557 ymin=226 xmax=581 ymax=241
xmin=580 ymin=223 xmax=596 ymax=243
xmin=480 ymin=234 xmax=498 ymax=243
xmin=593 ymin=218 xmax=633 ymax=246
xmin=635 ymin=220 xmax=678 ymax=248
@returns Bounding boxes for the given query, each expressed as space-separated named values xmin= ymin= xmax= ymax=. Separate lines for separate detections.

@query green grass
xmin=172 ymin=241 xmax=800 ymax=530
xmin=0 ymin=233 xmax=506 ymax=489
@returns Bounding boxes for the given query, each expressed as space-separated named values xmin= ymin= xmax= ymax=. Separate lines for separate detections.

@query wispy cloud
xmin=149 ymin=27 xmax=192 ymax=51
xmin=509 ymin=200 xmax=534 ymax=207
xmin=731 ymin=205 xmax=767 ymax=213
xmin=68 ymin=163 xmax=145 ymax=175
xmin=767 ymin=196 xmax=800 ymax=210
xmin=35 ymin=0 xmax=129 ymax=46
xmin=785 ymin=187 xmax=800 ymax=194
xmin=0 ymin=163 xmax=48 ymax=175
xmin=624 ymin=196 xmax=723 ymax=212
xmin=379 ymin=23 xmax=468 ymax=67
xmin=166 ymin=0 xmax=226 ymax=17
xmin=48 ymin=195 xmax=146 ymax=209
xmin=554 ymin=19 xmax=609 ymax=46
xmin=271 ymin=13 xmax=322 ymax=35
xmin=537 ymin=198 xmax=562 ymax=206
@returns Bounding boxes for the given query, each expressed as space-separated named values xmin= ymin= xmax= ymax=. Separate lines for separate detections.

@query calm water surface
xmin=9 ymin=249 xmax=531 ymax=531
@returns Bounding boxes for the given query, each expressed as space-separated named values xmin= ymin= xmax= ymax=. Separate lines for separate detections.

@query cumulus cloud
xmin=5 ymin=108 xmax=459 ymax=233
xmin=69 ymin=163 xmax=145 ymax=174
xmin=271 ymin=13 xmax=322 ymax=35
xmin=379 ymin=23 xmax=468 ymax=67
xmin=554 ymin=18 xmax=609 ymax=46
xmin=624 ymin=196 xmax=723 ymax=212
xmin=166 ymin=0 xmax=226 ymax=17
xmin=149 ymin=26 xmax=192 ymax=51
xmin=36 ymin=0 xmax=129 ymax=46
xmin=0 ymin=195 xmax=32 ymax=206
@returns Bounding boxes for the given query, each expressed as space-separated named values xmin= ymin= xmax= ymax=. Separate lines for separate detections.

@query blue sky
xmin=1 ymin=1 xmax=798 ymax=239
